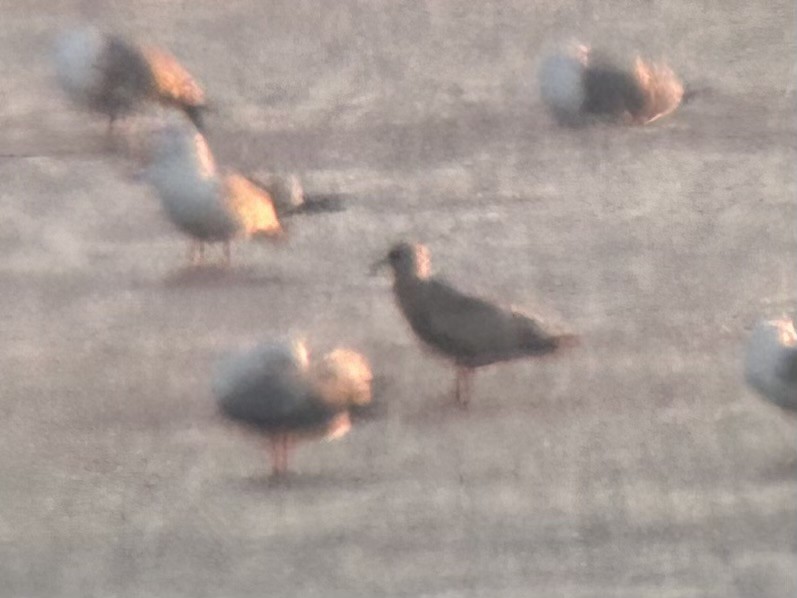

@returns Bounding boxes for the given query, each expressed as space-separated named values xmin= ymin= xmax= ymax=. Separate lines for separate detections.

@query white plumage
xmin=143 ymin=125 xmax=283 ymax=265
xmin=146 ymin=126 xmax=235 ymax=238
xmin=54 ymin=26 xmax=108 ymax=107
xmin=745 ymin=318 xmax=797 ymax=411
xmin=538 ymin=42 xmax=684 ymax=126
xmin=538 ymin=46 xmax=588 ymax=125
xmin=54 ymin=26 xmax=207 ymax=130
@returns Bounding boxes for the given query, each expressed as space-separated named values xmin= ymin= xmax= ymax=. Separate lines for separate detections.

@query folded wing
xmin=214 ymin=342 xmax=333 ymax=430
xmin=415 ymin=278 xmax=566 ymax=366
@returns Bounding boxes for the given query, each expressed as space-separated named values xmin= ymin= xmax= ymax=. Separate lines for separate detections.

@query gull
xmin=539 ymin=42 xmax=684 ymax=126
xmin=142 ymin=125 xmax=346 ymax=266
xmin=143 ymin=125 xmax=283 ymax=265
xmin=214 ymin=339 xmax=373 ymax=477
xmin=54 ymin=26 xmax=208 ymax=132
xmin=373 ymin=242 xmax=578 ymax=407
xmin=245 ymin=172 xmax=347 ymax=216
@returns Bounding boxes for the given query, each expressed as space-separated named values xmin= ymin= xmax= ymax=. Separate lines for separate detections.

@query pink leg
xmin=266 ymin=432 xmax=301 ymax=478
xmin=268 ymin=433 xmax=293 ymax=477
xmin=454 ymin=367 xmax=473 ymax=408
xmin=268 ymin=435 xmax=281 ymax=477
xmin=223 ymin=241 xmax=232 ymax=267
xmin=280 ymin=434 xmax=292 ymax=475
xmin=187 ymin=241 xmax=207 ymax=266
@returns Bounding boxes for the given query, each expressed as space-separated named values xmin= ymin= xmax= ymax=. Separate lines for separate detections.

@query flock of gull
xmin=53 ymin=24 xmax=795 ymax=478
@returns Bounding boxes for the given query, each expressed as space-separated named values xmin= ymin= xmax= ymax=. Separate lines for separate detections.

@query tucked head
xmin=311 ymin=348 xmax=373 ymax=409
xmin=630 ymin=57 xmax=684 ymax=123
xmin=566 ymin=41 xmax=591 ymax=66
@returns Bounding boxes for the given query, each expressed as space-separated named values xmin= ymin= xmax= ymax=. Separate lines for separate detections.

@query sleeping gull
xmin=538 ymin=42 xmax=684 ymax=126
xmin=54 ymin=26 xmax=208 ymax=132
xmin=214 ymin=339 xmax=373 ymax=477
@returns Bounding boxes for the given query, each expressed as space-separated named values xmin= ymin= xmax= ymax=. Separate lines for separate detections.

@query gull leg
xmin=104 ymin=114 xmax=123 ymax=153
xmin=223 ymin=241 xmax=232 ymax=267
xmin=462 ymin=369 xmax=473 ymax=407
xmin=454 ymin=367 xmax=473 ymax=408
xmin=188 ymin=241 xmax=206 ymax=266
xmin=280 ymin=434 xmax=291 ymax=475
xmin=268 ymin=435 xmax=282 ymax=478
xmin=268 ymin=433 xmax=293 ymax=478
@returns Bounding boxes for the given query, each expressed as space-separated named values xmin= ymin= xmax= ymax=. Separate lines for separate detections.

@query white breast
xmin=538 ymin=52 xmax=586 ymax=118
xmin=745 ymin=319 xmax=797 ymax=410
xmin=145 ymin=128 xmax=238 ymax=238
xmin=54 ymin=26 xmax=106 ymax=104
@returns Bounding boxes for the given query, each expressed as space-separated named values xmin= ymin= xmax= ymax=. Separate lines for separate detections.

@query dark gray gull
xmin=373 ymin=242 xmax=579 ymax=407
xmin=214 ymin=339 xmax=373 ymax=477
xmin=745 ymin=318 xmax=797 ymax=412
xmin=54 ymin=26 xmax=207 ymax=132
xmin=538 ymin=42 xmax=684 ymax=126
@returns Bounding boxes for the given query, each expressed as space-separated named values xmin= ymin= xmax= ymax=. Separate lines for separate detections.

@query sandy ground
xmin=0 ymin=1 xmax=795 ymax=596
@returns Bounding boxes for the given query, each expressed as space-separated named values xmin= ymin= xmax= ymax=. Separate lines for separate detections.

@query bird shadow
xmin=230 ymin=470 xmax=381 ymax=493
xmin=752 ymin=453 xmax=797 ymax=485
xmin=154 ymin=265 xmax=290 ymax=289
xmin=400 ymin=393 xmax=478 ymax=427
xmin=399 ymin=388 xmax=526 ymax=428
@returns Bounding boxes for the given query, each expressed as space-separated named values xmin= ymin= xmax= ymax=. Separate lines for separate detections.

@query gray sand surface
xmin=0 ymin=2 xmax=794 ymax=596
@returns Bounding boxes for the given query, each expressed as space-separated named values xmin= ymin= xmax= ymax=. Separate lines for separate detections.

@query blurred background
xmin=0 ymin=1 xmax=795 ymax=596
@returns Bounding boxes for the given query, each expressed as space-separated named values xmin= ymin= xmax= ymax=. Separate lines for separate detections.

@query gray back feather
xmin=396 ymin=276 xmax=559 ymax=367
